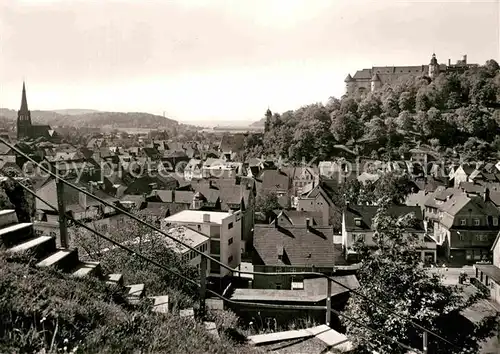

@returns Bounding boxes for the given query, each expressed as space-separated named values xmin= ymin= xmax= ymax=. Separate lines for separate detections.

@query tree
xmin=398 ymin=92 xmax=413 ymax=112
xmin=395 ymin=110 xmax=415 ymax=132
xmin=373 ymin=172 xmax=413 ymax=204
xmin=331 ymin=112 xmax=364 ymax=143
xmin=343 ymin=203 xmax=499 ymax=354
xmin=264 ymin=108 xmax=272 ymax=133
xmin=255 ymin=192 xmax=281 ymax=219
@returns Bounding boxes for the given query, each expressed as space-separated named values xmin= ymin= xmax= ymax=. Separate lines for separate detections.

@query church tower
xmin=428 ymin=53 xmax=439 ymax=80
xmin=17 ymin=82 xmax=32 ymax=139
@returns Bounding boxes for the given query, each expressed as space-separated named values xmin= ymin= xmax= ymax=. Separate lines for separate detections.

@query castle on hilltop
xmin=344 ymin=53 xmax=479 ymax=96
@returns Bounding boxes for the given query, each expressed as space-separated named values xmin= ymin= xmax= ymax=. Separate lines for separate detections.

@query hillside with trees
xmin=0 ymin=109 xmax=182 ymax=130
xmin=246 ymin=59 xmax=500 ymax=162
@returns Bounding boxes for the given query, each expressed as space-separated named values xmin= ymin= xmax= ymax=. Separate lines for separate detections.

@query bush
xmin=0 ymin=252 xmax=260 ymax=354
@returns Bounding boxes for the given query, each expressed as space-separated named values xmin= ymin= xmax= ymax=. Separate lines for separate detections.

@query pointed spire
xmin=20 ymin=81 xmax=28 ymax=112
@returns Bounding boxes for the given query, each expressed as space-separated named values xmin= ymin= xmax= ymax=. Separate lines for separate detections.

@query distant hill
xmin=0 ymin=108 xmax=180 ymax=129
xmin=52 ymin=109 xmax=100 ymax=115
xmin=249 ymin=118 xmax=265 ymax=127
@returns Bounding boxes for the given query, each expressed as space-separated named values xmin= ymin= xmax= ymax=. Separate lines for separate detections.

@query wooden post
xmin=326 ymin=278 xmax=332 ymax=326
xmin=56 ymin=179 xmax=68 ymax=248
xmin=199 ymin=256 xmax=207 ymax=318
xmin=423 ymin=330 xmax=428 ymax=354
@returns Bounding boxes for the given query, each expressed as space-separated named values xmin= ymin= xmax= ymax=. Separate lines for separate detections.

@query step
xmin=204 ymin=322 xmax=220 ymax=340
xmin=0 ymin=210 xmax=18 ymax=228
xmin=104 ymin=273 xmax=124 ymax=286
xmin=7 ymin=235 xmax=56 ymax=260
xmin=125 ymin=283 xmax=145 ymax=305
xmin=0 ymin=222 xmax=34 ymax=248
xmin=149 ymin=295 xmax=169 ymax=314
xmin=179 ymin=308 xmax=195 ymax=319
xmin=72 ymin=261 xmax=101 ymax=278
xmin=36 ymin=249 xmax=79 ymax=273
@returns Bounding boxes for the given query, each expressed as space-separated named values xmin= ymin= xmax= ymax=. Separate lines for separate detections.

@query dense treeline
xmin=245 ymin=59 xmax=500 ymax=162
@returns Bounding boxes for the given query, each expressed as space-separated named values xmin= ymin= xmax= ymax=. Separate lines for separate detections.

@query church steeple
xmin=20 ymin=81 xmax=29 ymax=112
xmin=17 ymin=81 xmax=32 ymax=139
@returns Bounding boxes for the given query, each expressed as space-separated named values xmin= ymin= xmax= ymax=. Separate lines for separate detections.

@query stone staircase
xmin=0 ymin=209 xmax=178 ymax=315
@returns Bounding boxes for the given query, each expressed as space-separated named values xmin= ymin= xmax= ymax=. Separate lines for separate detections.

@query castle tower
xmin=344 ymin=74 xmax=355 ymax=95
xmin=370 ymin=73 xmax=381 ymax=92
xmin=17 ymin=82 xmax=33 ymax=139
xmin=428 ymin=53 xmax=439 ymax=80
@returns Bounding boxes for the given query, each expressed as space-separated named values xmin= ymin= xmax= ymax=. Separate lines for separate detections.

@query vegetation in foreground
xmin=343 ymin=199 xmax=500 ymax=354
xmin=0 ymin=252 xmax=260 ymax=354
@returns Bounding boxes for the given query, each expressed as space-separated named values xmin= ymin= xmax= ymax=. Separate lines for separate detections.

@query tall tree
xmin=343 ymin=202 xmax=499 ymax=354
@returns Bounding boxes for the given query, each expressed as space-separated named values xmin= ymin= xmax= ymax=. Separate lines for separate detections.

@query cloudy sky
xmin=0 ymin=0 xmax=499 ymax=125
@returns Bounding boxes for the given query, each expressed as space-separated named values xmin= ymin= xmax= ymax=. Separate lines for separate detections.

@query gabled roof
xmin=258 ymin=169 xmax=290 ymax=191
xmin=344 ymin=205 xmax=424 ymax=232
xmin=253 ymin=224 xmax=345 ymax=267
xmin=344 ymin=74 xmax=353 ymax=82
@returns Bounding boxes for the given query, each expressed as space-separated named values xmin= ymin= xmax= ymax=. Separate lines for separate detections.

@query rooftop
xmin=164 ymin=210 xmax=235 ymax=225
xmin=163 ymin=226 xmax=209 ymax=254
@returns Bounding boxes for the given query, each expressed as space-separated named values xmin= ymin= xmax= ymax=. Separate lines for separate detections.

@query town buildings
xmin=162 ymin=210 xmax=242 ymax=278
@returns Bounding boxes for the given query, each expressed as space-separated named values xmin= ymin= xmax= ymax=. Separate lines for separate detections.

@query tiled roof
xmin=258 ymin=169 xmax=290 ymax=191
xmin=253 ymin=224 xmax=344 ymax=267
xmin=149 ymin=190 xmax=195 ymax=204
xmin=274 ymin=210 xmax=324 ymax=226
xmin=344 ymin=205 xmax=424 ymax=232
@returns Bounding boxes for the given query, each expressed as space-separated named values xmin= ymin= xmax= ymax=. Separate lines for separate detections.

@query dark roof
xmin=219 ymin=134 xmax=246 ymax=153
xmin=344 ymin=74 xmax=353 ymax=82
xmin=148 ymin=190 xmax=194 ymax=204
xmin=258 ymin=169 xmax=290 ymax=191
xmin=273 ymin=210 xmax=324 ymax=226
xmin=253 ymin=224 xmax=345 ymax=267
xmin=344 ymin=205 xmax=424 ymax=232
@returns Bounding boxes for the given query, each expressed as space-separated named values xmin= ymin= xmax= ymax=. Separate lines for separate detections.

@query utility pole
xmin=199 ymin=256 xmax=207 ymax=318
xmin=56 ymin=177 xmax=68 ymax=248
xmin=423 ymin=330 xmax=428 ymax=354
xmin=326 ymin=278 xmax=332 ymax=326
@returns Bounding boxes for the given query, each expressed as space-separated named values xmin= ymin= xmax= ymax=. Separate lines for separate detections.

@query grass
xmin=0 ymin=251 xmax=262 ymax=354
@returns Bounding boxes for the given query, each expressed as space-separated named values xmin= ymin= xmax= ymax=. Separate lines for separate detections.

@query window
xmin=228 ymin=237 xmax=233 ymax=245
xmin=494 ymin=218 xmax=499 ymax=226
xmin=228 ymin=222 xmax=233 ymax=230
xmin=276 ymin=284 xmax=282 ymax=290
xmin=290 ymin=267 xmax=297 ymax=273
xmin=354 ymin=218 xmax=362 ymax=226
xmin=197 ymin=225 xmax=201 ymax=231
xmin=474 ymin=219 xmax=480 ymax=226
xmin=460 ymin=219 xmax=466 ymax=226
xmin=276 ymin=267 xmax=282 ymax=273
xmin=228 ymin=255 xmax=233 ymax=263
xmin=466 ymin=250 xmax=472 ymax=260
xmin=459 ymin=233 xmax=465 ymax=241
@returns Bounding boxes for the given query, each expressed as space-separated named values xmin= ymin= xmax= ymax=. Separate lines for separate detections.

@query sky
xmin=0 ymin=0 xmax=499 ymax=126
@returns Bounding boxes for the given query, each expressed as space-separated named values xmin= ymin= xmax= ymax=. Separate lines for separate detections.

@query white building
xmin=163 ymin=225 xmax=210 ymax=275
xmin=162 ymin=210 xmax=242 ymax=278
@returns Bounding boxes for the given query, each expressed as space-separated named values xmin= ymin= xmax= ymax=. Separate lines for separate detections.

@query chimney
xmin=306 ymin=218 xmax=310 ymax=230
xmin=274 ymin=216 xmax=278 ymax=228
xmin=203 ymin=213 xmax=210 ymax=223
xmin=484 ymin=187 xmax=490 ymax=202
xmin=79 ymin=187 xmax=87 ymax=209
xmin=448 ymin=58 xmax=451 ymax=66
xmin=172 ymin=190 xmax=175 ymax=203
xmin=463 ymin=55 xmax=467 ymax=64
xmin=209 ymin=180 xmax=213 ymax=188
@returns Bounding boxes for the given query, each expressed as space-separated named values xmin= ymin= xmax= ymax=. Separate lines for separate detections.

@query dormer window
xmin=474 ymin=219 xmax=480 ymax=226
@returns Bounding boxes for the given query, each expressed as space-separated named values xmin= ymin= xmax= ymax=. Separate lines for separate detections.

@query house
xmin=184 ymin=159 xmax=203 ymax=181
xmin=432 ymin=189 xmax=500 ymax=264
xmin=123 ymin=175 xmax=178 ymax=195
xmin=218 ymin=133 xmax=246 ymax=161
xmin=162 ymin=225 xmax=210 ymax=276
xmin=146 ymin=189 xmax=200 ymax=213
xmin=162 ymin=210 xmax=242 ymax=278
xmin=342 ymin=204 xmax=436 ymax=264
xmin=271 ymin=210 xmax=325 ymax=227
xmin=452 ymin=163 xmax=478 ymax=188
xmin=285 ymin=167 xmax=320 ymax=197
xmin=252 ymin=219 xmax=345 ymax=289
xmin=475 ymin=224 xmax=500 ymax=305
xmin=256 ymin=168 xmax=292 ymax=208
xmin=295 ymin=184 xmax=341 ymax=229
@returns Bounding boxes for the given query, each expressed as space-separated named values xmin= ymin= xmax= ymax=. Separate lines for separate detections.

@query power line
xmin=0 ymin=170 xmax=423 ymax=354
xmin=0 ymin=137 xmax=458 ymax=350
